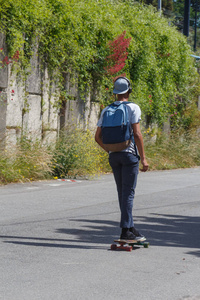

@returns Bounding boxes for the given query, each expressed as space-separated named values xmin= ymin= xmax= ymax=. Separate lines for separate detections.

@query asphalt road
xmin=0 ymin=167 xmax=200 ymax=300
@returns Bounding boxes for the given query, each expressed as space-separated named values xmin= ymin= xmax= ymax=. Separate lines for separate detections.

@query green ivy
xmin=0 ymin=0 xmax=199 ymax=127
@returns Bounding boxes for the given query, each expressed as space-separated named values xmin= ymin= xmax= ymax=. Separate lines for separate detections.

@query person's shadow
xmin=1 ymin=214 xmax=199 ymax=256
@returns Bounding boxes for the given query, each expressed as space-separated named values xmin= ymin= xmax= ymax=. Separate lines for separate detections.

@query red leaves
xmin=1 ymin=50 xmax=20 ymax=67
xmin=2 ymin=56 xmax=11 ymax=65
xmin=105 ymin=31 xmax=131 ymax=76
xmin=12 ymin=50 xmax=20 ymax=62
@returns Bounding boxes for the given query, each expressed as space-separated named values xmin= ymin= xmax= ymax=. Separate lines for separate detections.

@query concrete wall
xmin=1 ymin=33 xmax=200 ymax=148
xmin=0 ymin=33 xmax=8 ymax=148
xmin=0 ymin=34 xmax=100 ymax=148
xmin=60 ymin=72 xmax=100 ymax=130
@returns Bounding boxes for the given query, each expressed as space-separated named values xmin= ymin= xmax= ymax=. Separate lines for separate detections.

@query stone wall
xmin=2 ymin=33 xmax=198 ymax=149
xmin=0 ymin=34 xmax=100 ymax=148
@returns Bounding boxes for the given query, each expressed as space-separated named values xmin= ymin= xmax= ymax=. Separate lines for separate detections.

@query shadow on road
xmin=1 ymin=213 xmax=199 ymax=256
xmin=139 ymin=213 xmax=200 ymax=257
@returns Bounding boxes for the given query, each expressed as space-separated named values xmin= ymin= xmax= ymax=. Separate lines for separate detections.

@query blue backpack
xmin=101 ymin=102 xmax=132 ymax=152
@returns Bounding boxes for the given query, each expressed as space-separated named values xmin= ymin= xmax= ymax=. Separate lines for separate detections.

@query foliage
xmin=144 ymin=130 xmax=200 ymax=170
xmin=136 ymin=0 xmax=173 ymax=14
xmin=0 ymin=129 xmax=111 ymax=184
xmin=0 ymin=137 xmax=53 ymax=184
xmin=125 ymin=5 xmax=199 ymax=127
xmin=104 ymin=31 xmax=131 ymax=76
xmin=1 ymin=128 xmax=199 ymax=185
xmin=0 ymin=0 xmax=199 ymax=128
xmin=51 ymin=129 xmax=110 ymax=178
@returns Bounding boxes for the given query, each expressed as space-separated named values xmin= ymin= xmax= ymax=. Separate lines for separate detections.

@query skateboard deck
xmin=111 ymin=238 xmax=149 ymax=252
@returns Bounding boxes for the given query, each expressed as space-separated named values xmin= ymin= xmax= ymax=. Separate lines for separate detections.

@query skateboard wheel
xmin=144 ymin=242 xmax=149 ymax=248
xmin=111 ymin=244 xmax=117 ymax=250
xmin=127 ymin=246 xmax=132 ymax=252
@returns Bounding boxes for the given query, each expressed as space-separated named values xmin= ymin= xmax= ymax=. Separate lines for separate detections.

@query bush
xmin=0 ymin=128 xmax=199 ymax=185
xmin=0 ymin=0 xmax=199 ymax=128
xmin=0 ymin=130 xmax=111 ymax=184
xmin=0 ymin=137 xmax=53 ymax=184
xmin=51 ymin=129 xmax=111 ymax=179
xmin=144 ymin=130 xmax=200 ymax=170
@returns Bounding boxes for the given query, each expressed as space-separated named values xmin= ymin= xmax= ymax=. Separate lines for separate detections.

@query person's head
xmin=113 ymin=77 xmax=132 ymax=97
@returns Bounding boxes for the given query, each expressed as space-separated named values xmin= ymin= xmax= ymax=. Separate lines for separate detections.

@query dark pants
xmin=109 ymin=152 xmax=139 ymax=228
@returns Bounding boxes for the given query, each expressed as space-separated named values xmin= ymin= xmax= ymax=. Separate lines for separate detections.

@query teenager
xmin=95 ymin=77 xmax=148 ymax=240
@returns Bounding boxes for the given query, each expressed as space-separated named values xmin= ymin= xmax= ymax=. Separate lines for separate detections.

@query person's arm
xmin=132 ymin=122 xmax=149 ymax=172
xmin=95 ymin=127 xmax=109 ymax=153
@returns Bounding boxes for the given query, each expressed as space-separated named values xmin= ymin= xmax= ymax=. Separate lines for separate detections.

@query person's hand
xmin=140 ymin=158 xmax=149 ymax=172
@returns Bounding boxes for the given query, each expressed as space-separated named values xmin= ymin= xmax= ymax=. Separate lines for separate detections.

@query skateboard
xmin=111 ymin=239 xmax=149 ymax=252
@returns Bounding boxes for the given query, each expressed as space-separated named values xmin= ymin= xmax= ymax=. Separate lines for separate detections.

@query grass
xmin=0 ymin=129 xmax=199 ymax=185
xmin=51 ymin=128 xmax=110 ymax=179
xmin=0 ymin=137 xmax=53 ymax=184
xmin=144 ymin=130 xmax=200 ymax=170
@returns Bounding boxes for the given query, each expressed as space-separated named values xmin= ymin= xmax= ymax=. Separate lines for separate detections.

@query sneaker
xmin=120 ymin=228 xmax=141 ymax=241
xmin=129 ymin=227 xmax=146 ymax=241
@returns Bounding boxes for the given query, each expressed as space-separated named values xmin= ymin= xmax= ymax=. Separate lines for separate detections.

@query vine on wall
xmin=0 ymin=0 xmax=199 ymax=129
xmin=105 ymin=31 xmax=131 ymax=76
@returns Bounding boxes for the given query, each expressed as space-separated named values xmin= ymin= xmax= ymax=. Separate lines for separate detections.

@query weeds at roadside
xmin=51 ymin=128 xmax=111 ymax=179
xmin=0 ymin=137 xmax=53 ymax=184
xmin=0 ymin=129 xmax=199 ymax=185
xmin=144 ymin=130 xmax=200 ymax=170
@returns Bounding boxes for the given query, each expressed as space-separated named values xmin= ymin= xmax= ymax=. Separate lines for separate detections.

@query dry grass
xmin=144 ymin=130 xmax=200 ymax=170
xmin=51 ymin=129 xmax=111 ymax=179
xmin=0 ymin=137 xmax=53 ymax=184
xmin=0 ymin=129 xmax=199 ymax=184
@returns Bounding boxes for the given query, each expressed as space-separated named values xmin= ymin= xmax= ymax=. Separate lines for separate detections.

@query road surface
xmin=0 ymin=168 xmax=200 ymax=300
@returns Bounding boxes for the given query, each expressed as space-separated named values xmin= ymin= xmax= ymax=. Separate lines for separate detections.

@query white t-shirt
xmin=97 ymin=101 xmax=141 ymax=154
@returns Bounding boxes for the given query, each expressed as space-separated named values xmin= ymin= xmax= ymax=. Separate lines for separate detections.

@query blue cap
xmin=113 ymin=77 xmax=130 ymax=94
